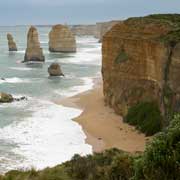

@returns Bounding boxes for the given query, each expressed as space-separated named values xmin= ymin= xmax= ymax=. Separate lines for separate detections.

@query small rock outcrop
xmin=102 ymin=14 xmax=180 ymax=120
xmin=48 ymin=63 xmax=64 ymax=76
xmin=7 ymin=33 xmax=17 ymax=51
xmin=0 ymin=92 xmax=13 ymax=103
xmin=24 ymin=26 xmax=45 ymax=62
xmin=0 ymin=92 xmax=27 ymax=103
xmin=49 ymin=25 xmax=76 ymax=53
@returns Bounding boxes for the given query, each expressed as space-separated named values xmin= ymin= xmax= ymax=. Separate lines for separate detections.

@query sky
xmin=0 ymin=0 xmax=180 ymax=25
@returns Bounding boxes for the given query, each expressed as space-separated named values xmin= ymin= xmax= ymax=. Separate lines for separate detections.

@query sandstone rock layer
xmin=49 ymin=25 xmax=76 ymax=53
xmin=7 ymin=33 xmax=17 ymax=51
xmin=24 ymin=26 xmax=45 ymax=62
xmin=102 ymin=14 xmax=180 ymax=118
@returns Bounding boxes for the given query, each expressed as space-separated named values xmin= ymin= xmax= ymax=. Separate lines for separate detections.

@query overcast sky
xmin=1 ymin=0 xmax=180 ymax=25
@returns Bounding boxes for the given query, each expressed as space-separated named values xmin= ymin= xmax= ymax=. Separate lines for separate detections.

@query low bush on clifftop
xmin=125 ymin=102 xmax=163 ymax=136
xmin=64 ymin=149 xmax=134 ymax=180
xmin=133 ymin=114 xmax=180 ymax=180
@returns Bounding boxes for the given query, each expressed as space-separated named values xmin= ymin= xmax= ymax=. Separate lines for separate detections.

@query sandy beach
xmin=59 ymin=78 xmax=148 ymax=153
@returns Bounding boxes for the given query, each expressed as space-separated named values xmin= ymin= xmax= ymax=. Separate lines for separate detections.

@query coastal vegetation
xmin=1 ymin=113 xmax=179 ymax=180
xmin=125 ymin=101 xmax=163 ymax=136
xmin=115 ymin=50 xmax=129 ymax=64
xmin=1 ymin=14 xmax=180 ymax=180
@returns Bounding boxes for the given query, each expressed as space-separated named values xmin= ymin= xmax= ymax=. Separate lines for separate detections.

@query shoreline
xmin=59 ymin=77 xmax=148 ymax=153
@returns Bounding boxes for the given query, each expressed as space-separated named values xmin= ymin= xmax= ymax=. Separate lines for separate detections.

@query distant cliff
xmin=102 ymin=14 xmax=180 ymax=121
xmin=71 ymin=25 xmax=97 ymax=36
xmin=95 ymin=21 xmax=121 ymax=42
xmin=71 ymin=21 xmax=120 ymax=40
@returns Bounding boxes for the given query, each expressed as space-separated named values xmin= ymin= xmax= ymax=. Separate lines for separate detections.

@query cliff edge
xmin=102 ymin=14 xmax=180 ymax=122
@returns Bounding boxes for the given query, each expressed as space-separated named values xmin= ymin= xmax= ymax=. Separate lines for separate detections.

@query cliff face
xmin=7 ymin=33 xmax=17 ymax=51
xmin=24 ymin=26 xmax=45 ymax=62
xmin=49 ymin=25 xmax=76 ymax=53
xmin=71 ymin=25 xmax=97 ymax=36
xmin=102 ymin=15 xmax=180 ymax=118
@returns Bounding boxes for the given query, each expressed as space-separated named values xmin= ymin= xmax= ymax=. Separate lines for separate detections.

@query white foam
xmin=17 ymin=50 xmax=25 ymax=54
xmin=0 ymin=99 xmax=92 ymax=171
xmin=55 ymin=50 xmax=102 ymax=66
xmin=55 ymin=77 xmax=94 ymax=97
xmin=0 ymin=77 xmax=30 ymax=84
xmin=40 ymin=41 xmax=48 ymax=43
xmin=10 ymin=67 xmax=33 ymax=71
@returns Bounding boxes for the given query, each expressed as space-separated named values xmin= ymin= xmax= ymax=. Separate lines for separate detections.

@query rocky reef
xmin=102 ymin=14 xmax=180 ymax=121
xmin=48 ymin=63 xmax=64 ymax=76
xmin=0 ymin=92 xmax=27 ymax=103
xmin=7 ymin=33 xmax=17 ymax=51
xmin=24 ymin=26 xmax=45 ymax=62
xmin=49 ymin=24 xmax=76 ymax=53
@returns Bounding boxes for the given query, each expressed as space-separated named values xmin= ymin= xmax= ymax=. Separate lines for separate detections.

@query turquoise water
xmin=0 ymin=26 xmax=101 ymax=173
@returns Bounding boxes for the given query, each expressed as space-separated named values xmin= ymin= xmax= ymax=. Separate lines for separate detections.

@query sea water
xmin=0 ymin=26 xmax=101 ymax=173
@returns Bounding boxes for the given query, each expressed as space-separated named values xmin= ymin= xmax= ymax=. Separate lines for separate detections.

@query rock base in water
xmin=49 ymin=24 xmax=76 ymax=53
xmin=7 ymin=33 xmax=18 ymax=51
xmin=24 ymin=26 xmax=45 ymax=62
xmin=0 ymin=92 xmax=27 ymax=103
xmin=0 ymin=93 xmax=13 ymax=103
xmin=48 ymin=63 xmax=64 ymax=76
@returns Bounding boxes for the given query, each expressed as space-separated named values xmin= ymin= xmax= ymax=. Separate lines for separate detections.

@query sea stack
xmin=102 ymin=14 xmax=180 ymax=118
xmin=7 ymin=33 xmax=17 ymax=51
xmin=49 ymin=24 xmax=76 ymax=53
xmin=48 ymin=63 xmax=64 ymax=76
xmin=24 ymin=26 xmax=45 ymax=62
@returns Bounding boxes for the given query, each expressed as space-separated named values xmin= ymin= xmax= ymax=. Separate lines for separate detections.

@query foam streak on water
xmin=0 ymin=99 xmax=92 ymax=172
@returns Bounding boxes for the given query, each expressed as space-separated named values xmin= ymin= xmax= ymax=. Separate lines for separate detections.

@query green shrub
xmin=125 ymin=101 xmax=163 ymax=136
xmin=133 ymin=114 xmax=180 ymax=180
xmin=115 ymin=50 xmax=128 ymax=64
xmin=1 ymin=112 xmax=180 ymax=180
xmin=65 ymin=148 xmax=134 ymax=180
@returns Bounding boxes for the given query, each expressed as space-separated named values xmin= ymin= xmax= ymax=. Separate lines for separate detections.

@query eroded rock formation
xmin=48 ymin=63 xmax=64 ymax=76
xmin=49 ymin=25 xmax=76 ymax=52
xmin=102 ymin=14 xmax=180 ymax=119
xmin=7 ymin=33 xmax=17 ymax=51
xmin=24 ymin=26 xmax=45 ymax=62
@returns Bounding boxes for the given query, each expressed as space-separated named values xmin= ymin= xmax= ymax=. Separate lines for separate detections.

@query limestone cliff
xmin=71 ymin=25 xmax=97 ymax=36
xmin=95 ymin=21 xmax=120 ymax=42
xmin=49 ymin=25 xmax=76 ymax=52
xmin=7 ymin=33 xmax=17 ymax=51
xmin=24 ymin=26 xmax=45 ymax=62
xmin=102 ymin=14 xmax=180 ymax=120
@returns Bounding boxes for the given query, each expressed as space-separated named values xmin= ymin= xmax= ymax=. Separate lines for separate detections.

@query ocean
xmin=0 ymin=26 xmax=101 ymax=173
